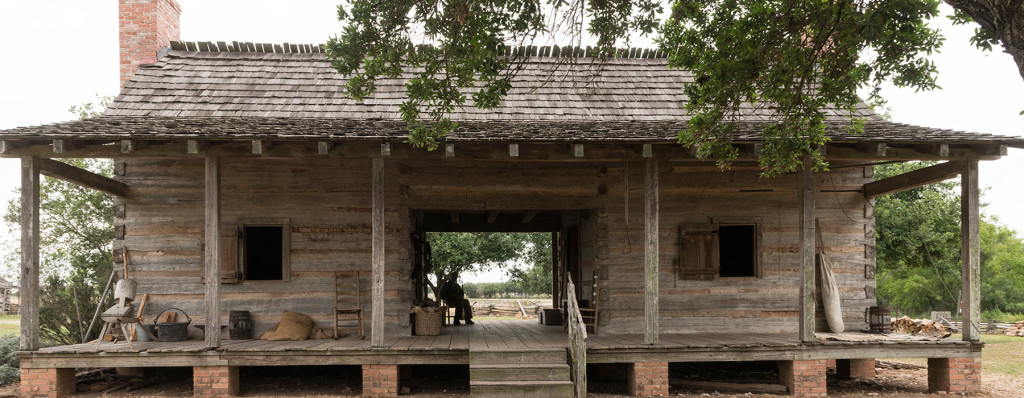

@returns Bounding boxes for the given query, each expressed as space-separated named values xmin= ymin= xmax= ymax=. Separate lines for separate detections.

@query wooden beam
xmin=187 ymin=140 xmax=200 ymax=154
xmin=509 ymin=143 xmax=519 ymax=157
xmin=1 ymin=141 xmax=26 ymax=155
xmin=522 ymin=211 xmax=538 ymax=224
xmin=251 ymin=139 xmax=269 ymax=155
xmin=36 ymin=158 xmax=127 ymax=197
xmin=916 ymin=144 xmax=950 ymax=157
xmin=120 ymin=140 xmax=147 ymax=154
xmin=20 ymin=156 xmax=40 ymax=351
xmin=798 ymin=157 xmax=816 ymax=343
xmin=52 ymin=139 xmax=79 ymax=154
xmin=445 ymin=143 xmax=454 ymax=157
xmin=863 ymin=161 xmax=964 ymax=199
xmin=644 ymin=156 xmax=659 ymax=345
xmin=204 ymin=156 xmax=222 ymax=349
xmin=317 ymin=141 xmax=333 ymax=156
xmin=961 ymin=159 xmax=981 ymax=342
xmin=371 ymin=157 xmax=385 ymax=348
xmin=573 ymin=144 xmax=584 ymax=158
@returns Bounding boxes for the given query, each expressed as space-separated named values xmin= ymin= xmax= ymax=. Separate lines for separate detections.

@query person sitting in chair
xmin=439 ymin=271 xmax=474 ymax=325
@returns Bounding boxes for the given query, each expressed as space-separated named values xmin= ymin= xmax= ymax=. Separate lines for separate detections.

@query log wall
xmin=117 ymin=154 xmax=875 ymax=338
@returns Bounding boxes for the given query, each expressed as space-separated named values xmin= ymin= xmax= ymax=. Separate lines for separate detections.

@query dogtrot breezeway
xmin=19 ymin=319 xmax=980 ymax=397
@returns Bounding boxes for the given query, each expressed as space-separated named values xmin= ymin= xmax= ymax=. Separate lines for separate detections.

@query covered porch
xmin=19 ymin=319 xmax=980 ymax=396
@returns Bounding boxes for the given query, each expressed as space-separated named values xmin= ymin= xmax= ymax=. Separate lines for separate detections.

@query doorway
xmin=409 ymin=210 xmax=591 ymax=322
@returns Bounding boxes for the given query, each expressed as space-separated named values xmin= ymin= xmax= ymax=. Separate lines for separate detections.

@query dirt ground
xmin=1 ymin=361 xmax=1021 ymax=397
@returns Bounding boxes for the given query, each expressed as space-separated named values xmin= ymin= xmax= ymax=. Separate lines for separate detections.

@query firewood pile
xmin=1004 ymin=321 xmax=1024 ymax=337
xmin=891 ymin=316 xmax=950 ymax=336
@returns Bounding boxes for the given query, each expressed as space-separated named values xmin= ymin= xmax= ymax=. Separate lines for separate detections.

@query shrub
xmin=0 ymin=334 xmax=19 ymax=385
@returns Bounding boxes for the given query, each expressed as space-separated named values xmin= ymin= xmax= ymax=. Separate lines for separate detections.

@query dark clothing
xmin=452 ymin=298 xmax=473 ymax=322
xmin=439 ymin=279 xmax=472 ymax=322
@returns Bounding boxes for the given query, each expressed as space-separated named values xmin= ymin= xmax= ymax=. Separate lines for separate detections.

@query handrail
xmin=566 ymin=275 xmax=588 ymax=398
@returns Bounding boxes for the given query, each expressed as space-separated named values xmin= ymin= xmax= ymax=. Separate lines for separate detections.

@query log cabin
xmin=3 ymin=1 xmax=1022 ymax=397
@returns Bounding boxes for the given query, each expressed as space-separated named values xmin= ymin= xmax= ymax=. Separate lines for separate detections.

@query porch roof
xmin=1 ymin=117 xmax=1020 ymax=147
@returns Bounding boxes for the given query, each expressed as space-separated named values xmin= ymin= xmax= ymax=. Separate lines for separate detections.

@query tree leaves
xmin=660 ymin=0 xmax=943 ymax=175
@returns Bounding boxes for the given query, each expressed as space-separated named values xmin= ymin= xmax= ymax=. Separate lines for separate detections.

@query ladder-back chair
xmin=335 ymin=271 xmax=365 ymax=339
xmin=578 ymin=271 xmax=599 ymax=333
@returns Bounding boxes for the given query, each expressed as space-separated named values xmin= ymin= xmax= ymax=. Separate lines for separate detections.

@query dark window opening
xmin=718 ymin=225 xmax=756 ymax=277
xmin=245 ymin=226 xmax=283 ymax=280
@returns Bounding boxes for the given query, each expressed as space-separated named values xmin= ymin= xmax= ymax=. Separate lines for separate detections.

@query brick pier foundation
xmin=836 ymin=358 xmax=876 ymax=379
xmin=193 ymin=366 xmax=240 ymax=397
xmin=362 ymin=364 xmax=399 ymax=396
xmin=928 ymin=357 xmax=981 ymax=394
xmin=779 ymin=360 xmax=827 ymax=397
xmin=20 ymin=368 xmax=76 ymax=398
xmin=629 ymin=361 xmax=669 ymax=396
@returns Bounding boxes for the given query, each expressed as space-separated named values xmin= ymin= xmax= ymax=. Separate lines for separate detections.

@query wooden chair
xmin=334 ymin=271 xmax=365 ymax=339
xmin=578 ymin=271 xmax=599 ymax=334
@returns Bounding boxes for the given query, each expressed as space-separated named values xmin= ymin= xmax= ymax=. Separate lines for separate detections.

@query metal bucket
xmin=136 ymin=324 xmax=157 ymax=342
xmin=229 ymin=310 xmax=252 ymax=340
xmin=154 ymin=308 xmax=191 ymax=342
xmin=866 ymin=306 xmax=891 ymax=334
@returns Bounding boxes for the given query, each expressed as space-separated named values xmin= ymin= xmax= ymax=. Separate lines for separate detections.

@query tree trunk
xmin=945 ymin=0 xmax=1024 ymax=81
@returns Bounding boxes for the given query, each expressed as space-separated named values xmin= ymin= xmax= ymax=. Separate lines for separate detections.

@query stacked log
xmin=891 ymin=316 xmax=949 ymax=336
xmin=1003 ymin=321 xmax=1024 ymax=337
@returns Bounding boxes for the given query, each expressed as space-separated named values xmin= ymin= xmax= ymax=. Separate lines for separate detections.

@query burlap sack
xmin=262 ymin=310 xmax=314 ymax=341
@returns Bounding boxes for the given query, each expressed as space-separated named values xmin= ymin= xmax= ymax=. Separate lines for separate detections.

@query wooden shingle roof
xmin=1 ymin=41 xmax=1021 ymax=147
xmin=110 ymin=45 xmax=862 ymax=122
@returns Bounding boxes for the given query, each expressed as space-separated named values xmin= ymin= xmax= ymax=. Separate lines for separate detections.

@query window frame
xmin=219 ymin=218 xmax=291 ymax=283
xmin=678 ymin=217 xmax=763 ymax=280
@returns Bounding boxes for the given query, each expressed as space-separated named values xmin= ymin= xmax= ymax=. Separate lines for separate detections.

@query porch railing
xmin=566 ymin=275 xmax=588 ymax=398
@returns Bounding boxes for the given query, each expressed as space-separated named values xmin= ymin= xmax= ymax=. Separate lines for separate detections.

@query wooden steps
xmin=469 ymin=349 xmax=573 ymax=398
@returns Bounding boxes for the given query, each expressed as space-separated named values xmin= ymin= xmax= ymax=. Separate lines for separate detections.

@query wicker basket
xmin=414 ymin=306 xmax=444 ymax=336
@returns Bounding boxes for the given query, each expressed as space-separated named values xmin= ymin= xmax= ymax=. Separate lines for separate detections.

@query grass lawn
xmin=0 ymin=315 xmax=17 ymax=336
xmin=885 ymin=334 xmax=1024 ymax=377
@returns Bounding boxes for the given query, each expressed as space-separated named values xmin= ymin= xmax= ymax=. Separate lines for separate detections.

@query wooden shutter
xmin=679 ymin=227 xmax=719 ymax=280
xmin=220 ymin=226 xmax=241 ymax=283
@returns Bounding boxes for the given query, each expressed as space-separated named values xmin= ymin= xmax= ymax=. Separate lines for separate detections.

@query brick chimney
xmin=119 ymin=0 xmax=181 ymax=88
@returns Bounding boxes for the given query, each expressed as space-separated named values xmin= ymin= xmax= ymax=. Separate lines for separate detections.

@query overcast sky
xmin=0 ymin=1 xmax=1022 ymax=282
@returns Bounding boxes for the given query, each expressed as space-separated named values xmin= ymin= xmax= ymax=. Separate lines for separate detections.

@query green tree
xmin=874 ymin=162 xmax=1024 ymax=317
xmin=874 ymin=162 xmax=962 ymax=315
xmin=327 ymin=0 xmax=1021 ymax=176
xmin=427 ymin=232 xmax=526 ymax=296
xmin=4 ymin=98 xmax=115 ymax=345
xmin=505 ymin=232 xmax=552 ymax=296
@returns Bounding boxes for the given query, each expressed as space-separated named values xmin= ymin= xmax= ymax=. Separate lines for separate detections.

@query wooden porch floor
xmin=24 ymin=320 xmax=979 ymax=369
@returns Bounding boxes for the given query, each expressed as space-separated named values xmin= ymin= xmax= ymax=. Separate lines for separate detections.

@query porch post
xmin=204 ymin=156 xmax=222 ymax=348
xmin=644 ymin=156 xmax=659 ymax=345
xmin=20 ymin=156 xmax=40 ymax=351
xmin=371 ymin=157 xmax=385 ymax=348
xmin=798 ymin=157 xmax=816 ymax=342
xmin=960 ymin=159 xmax=980 ymax=341
xmin=551 ymin=232 xmax=559 ymax=308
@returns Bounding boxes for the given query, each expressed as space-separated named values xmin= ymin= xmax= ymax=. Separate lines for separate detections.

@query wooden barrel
xmin=868 ymin=306 xmax=891 ymax=334
xmin=229 ymin=310 xmax=252 ymax=339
